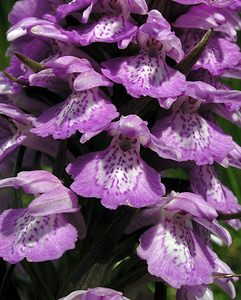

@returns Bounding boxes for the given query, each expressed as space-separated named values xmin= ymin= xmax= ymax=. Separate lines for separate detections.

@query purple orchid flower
xmin=0 ymin=102 xmax=34 ymax=163
xmin=212 ymin=104 xmax=241 ymax=128
xmin=172 ymin=0 xmax=241 ymax=9
xmin=176 ymin=257 xmax=238 ymax=299
xmin=225 ymin=141 xmax=241 ymax=168
xmin=190 ymin=165 xmax=241 ymax=216
xmin=0 ymin=101 xmax=64 ymax=161
xmin=55 ymin=0 xmax=148 ymax=48
xmin=152 ymin=97 xmax=234 ymax=165
xmin=101 ymin=10 xmax=186 ymax=100
xmin=126 ymin=191 xmax=231 ymax=288
xmin=0 ymin=170 xmax=86 ymax=263
xmin=66 ymin=114 xmax=180 ymax=209
xmin=8 ymin=0 xmax=57 ymax=25
xmin=59 ymin=287 xmax=130 ymax=300
xmin=30 ymin=55 xmax=118 ymax=142
xmin=176 ymin=285 xmax=214 ymax=300
xmin=173 ymin=4 xmax=241 ymax=42
xmin=188 ymin=70 xmax=241 ymax=112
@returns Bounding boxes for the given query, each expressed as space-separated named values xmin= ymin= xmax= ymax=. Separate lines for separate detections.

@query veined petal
xmin=9 ymin=0 xmax=52 ymax=24
xmin=193 ymin=218 xmax=232 ymax=246
xmin=213 ymin=105 xmax=241 ymax=127
xmin=74 ymin=15 xmax=137 ymax=48
xmin=0 ymin=131 xmax=26 ymax=163
xmin=102 ymin=52 xmax=186 ymax=99
xmin=0 ymin=102 xmax=33 ymax=124
xmin=186 ymin=81 xmax=241 ymax=112
xmin=29 ymin=68 xmax=69 ymax=94
xmin=55 ymin=0 xmax=94 ymax=22
xmin=28 ymin=186 xmax=80 ymax=216
xmin=152 ymin=109 xmax=234 ymax=165
xmin=176 ymin=285 xmax=214 ymax=300
xmin=29 ymin=23 xmax=72 ymax=43
xmin=164 ymin=192 xmax=218 ymax=221
xmin=7 ymin=17 xmax=44 ymax=41
xmin=59 ymin=287 xmax=130 ymax=300
xmin=67 ymin=138 xmax=165 ymax=209
xmin=0 ymin=208 xmax=77 ymax=263
xmin=0 ymin=170 xmax=61 ymax=194
xmin=190 ymin=165 xmax=241 ymax=215
xmin=173 ymin=5 xmax=241 ymax=41
xmin=137 ymin=212 xmax=216 ymax=288
xmin=173 ymin=0 xmax=240 ymax=8
xmin=31 ymin=89 xmax=118 ymax=140
xmin=226 ymin=142 xmax=241 ymax=169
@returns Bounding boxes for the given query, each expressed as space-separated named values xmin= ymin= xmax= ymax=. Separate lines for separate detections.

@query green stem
xmin=0 ymin=264 xmax=16 ymax=300
xmin=154 ymin=282 xmax=167 ymax=300
xmin=218 ymin=212 xmax=241 ymax=220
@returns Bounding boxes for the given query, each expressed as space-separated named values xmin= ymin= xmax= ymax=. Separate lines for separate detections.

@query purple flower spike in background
xmin=0 ymin=171 xmax=86 ymax=264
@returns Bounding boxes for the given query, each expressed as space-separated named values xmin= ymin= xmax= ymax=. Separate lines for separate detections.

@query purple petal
xmin=226 ymin=142 xmax=241 ymax=168
xmin=149 ymin=135 xmax=181 ymax=161
xmin=29 ymin=22 xmax=72 ymax=43
xmin=214 ymin=258 xmax=237 ymax=299
xmin=101 ymin=52 xmax=186 ymax=99
xmin=173 ymin=0 xmax=240 ymax=8
xmin=0 ymin=170 xmax=61 ymax=194
xmin=0 ymin=130 xmax=26 ymax=163
xmin=137 ymin=212 xmax=216 ymax=288
xmin=152 ymin=107 xmax=234 ymax=165
xmin=67 ymin=138 xmax=165 ymax=209
xmin=28 ymin=186 xmax=80 ymax=216
xmin=164 ymin=192 xmax=218 ymax=221
xmin=59 ymin=287 xmax=130 ymax=300
xmin=7 ymin=17 xmax=45 ymax=42
xmin=139 ymin=10 xmax=184 ymax=62
xmin=31 ymin=89 xmax=118 ymax=140
xmin=29 ymin=68 xmax=69 ymax=94
xmin=73 ymin=16 xmax=137 ymax=48
xmin=176 ymin=285 xmax=214 ymax=300
xmin=55 ymin=0 xmax=93 ymax=22
xmin=108 ymin=115 xmax=151 ymax=147
xmin=186 ymin=81 xmax=241 ymax=112
xmin=173 ymin=5 xmax=241 ymax=41
xmin=9 ymin=0 xmax=52 ymax=24
xmin=213 ymin=105 xmax=241 ymax=127
xmin=0 ymin=102 xmax=33 ymax=124
xmin=190 ymin=165 xmax=241 ymax=214
xmin=50 ymin=56 xmax=112 ymax=90
xmin=193 ymin=218 xmax=232 ymax=246
xmin=0 ymin=208 xmax=77 ymax=263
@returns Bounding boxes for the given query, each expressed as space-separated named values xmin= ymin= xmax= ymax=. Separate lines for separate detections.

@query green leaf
xmin=175 ymin=29 xmax=212 ymax=76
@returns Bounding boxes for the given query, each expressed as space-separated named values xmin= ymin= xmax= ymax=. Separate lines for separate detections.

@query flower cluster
xmin=1 ymin=0 xmax=241 ymax=299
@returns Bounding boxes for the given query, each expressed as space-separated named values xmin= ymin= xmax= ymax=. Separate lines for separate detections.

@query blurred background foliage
xmin=0 ymin=1 xmax=241 ymax=299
